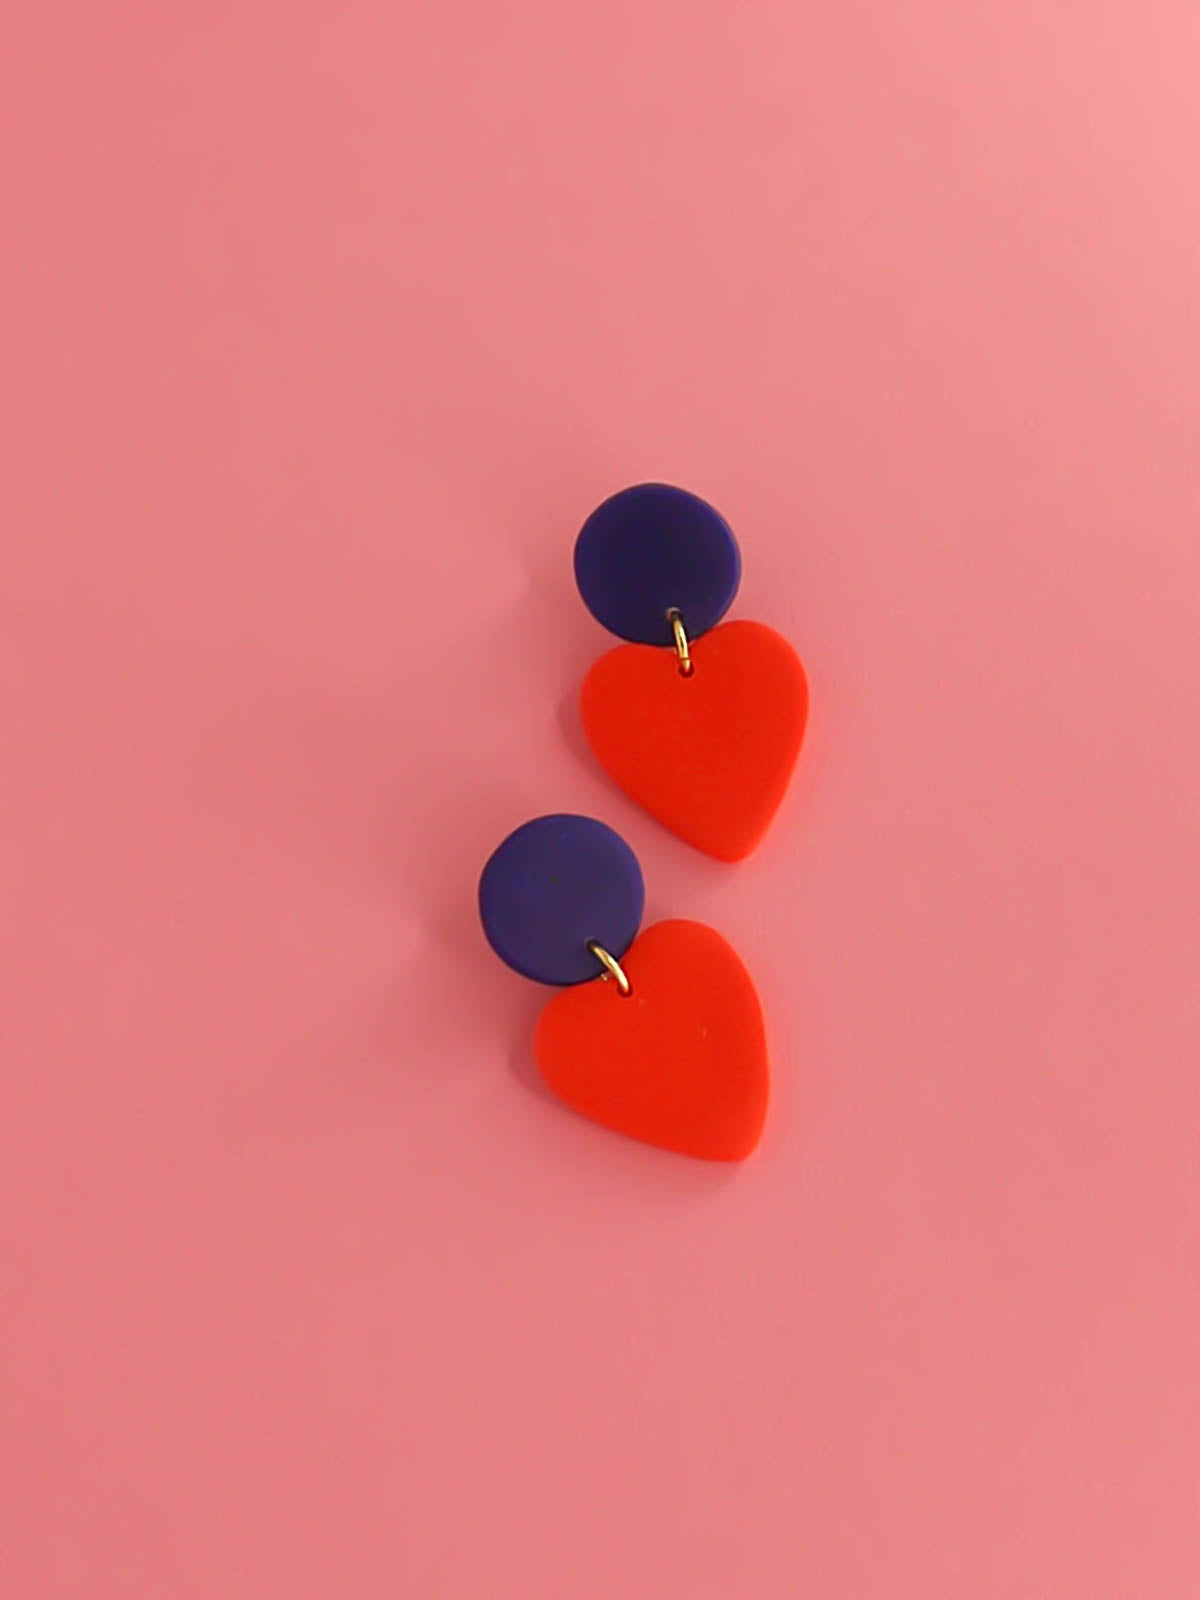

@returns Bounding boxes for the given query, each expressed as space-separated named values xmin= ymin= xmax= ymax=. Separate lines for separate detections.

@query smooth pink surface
xmin=2 ymin=5 xmax=1198 ymax=1595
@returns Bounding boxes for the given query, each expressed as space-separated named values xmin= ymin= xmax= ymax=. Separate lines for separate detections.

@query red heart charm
xmin=579 ymin=619 xmax=808 ymax=861
xmin=534 ymin=920 xmax=769 ymax=1160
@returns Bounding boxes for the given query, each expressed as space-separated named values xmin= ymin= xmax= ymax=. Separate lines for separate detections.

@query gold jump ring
xmin=666 ymin=609 xmax=693 ymax=676
xmin=586 ymin=940 xmax=632 ymax=996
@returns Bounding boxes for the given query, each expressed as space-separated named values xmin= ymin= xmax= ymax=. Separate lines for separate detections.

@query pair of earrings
xmin=478 ymin=483 xmax=809 ymax=1162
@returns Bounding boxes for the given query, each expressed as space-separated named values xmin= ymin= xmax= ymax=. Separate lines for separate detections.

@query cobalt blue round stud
xmin=573 ymin=483 xmax=742 ymax=647
xmin=478 ymin=814 xmax=645 ymax=986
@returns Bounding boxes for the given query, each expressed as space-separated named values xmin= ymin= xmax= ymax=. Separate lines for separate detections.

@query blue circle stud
xmin=573 ymin=483 xmax=741 ymax=647
xmin=478 ymin=814 xmax=645 ymax=986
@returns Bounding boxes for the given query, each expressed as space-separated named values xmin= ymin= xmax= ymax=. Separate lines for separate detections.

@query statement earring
xmin=574 ymin=483 xmax=809 ymax=861
xmin=478 ymin=814 xmax=769 ymax=1161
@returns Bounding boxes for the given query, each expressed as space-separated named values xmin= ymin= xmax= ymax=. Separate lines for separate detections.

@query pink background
xmin=2 ymin=4 xmax=1198 ymax=1595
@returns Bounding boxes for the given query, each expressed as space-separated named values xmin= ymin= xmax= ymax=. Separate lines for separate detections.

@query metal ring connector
xmin=586 ymin=940 xmax=632 ymax=996
xmin=666 ymin=608 xmax=693 ymax=677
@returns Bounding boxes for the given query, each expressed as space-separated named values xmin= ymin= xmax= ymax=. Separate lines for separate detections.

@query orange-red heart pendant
xmin=535 ymin=919 xmax=769 ymax=1160
xmin=580 ymin=619 xmax=809 ymax=861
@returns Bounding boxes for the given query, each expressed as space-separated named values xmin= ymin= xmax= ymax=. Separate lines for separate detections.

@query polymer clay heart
xmin=534 ymin=919 xmax=769 ymax=1160
xmin=580 ymin=619 xmax=809 ymax=861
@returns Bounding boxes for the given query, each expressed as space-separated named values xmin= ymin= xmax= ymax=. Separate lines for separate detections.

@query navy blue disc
xmin=573 ymin=483 xmax=741 ymax=646
xmin=478 ymin=814 xmax=644 ymax=986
